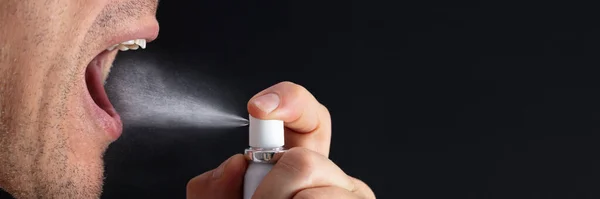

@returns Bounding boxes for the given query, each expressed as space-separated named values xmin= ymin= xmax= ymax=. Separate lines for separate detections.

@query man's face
xmin=0 ymin=0 xmax=159 ymax=198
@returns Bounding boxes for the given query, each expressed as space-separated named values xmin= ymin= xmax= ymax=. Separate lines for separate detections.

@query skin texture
xmin=0 ymin=0 xmax=158 ymax=198
xmin=0 ymin=1 xmax=374 ymax=199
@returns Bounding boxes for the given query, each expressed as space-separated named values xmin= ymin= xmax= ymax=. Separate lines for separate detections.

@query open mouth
xmin=84 ymin=39 xmax=148 ymax=140
xmin=85 ymin=50 xmax=118 ymax=118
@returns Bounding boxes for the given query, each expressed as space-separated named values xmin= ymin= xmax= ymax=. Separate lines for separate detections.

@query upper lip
xmin=100 ymin=20 xmax=160 ymax=53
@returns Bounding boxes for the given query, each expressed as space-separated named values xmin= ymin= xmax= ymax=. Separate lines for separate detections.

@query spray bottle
xmin=243 ymin=115 xmax=286 ymax=199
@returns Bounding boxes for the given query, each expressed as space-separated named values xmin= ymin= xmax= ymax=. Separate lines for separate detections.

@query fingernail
xmin=252 ymin=93 xmax=280 ymax=114
xmin=212 ymin=157 xmax=230 ymax=179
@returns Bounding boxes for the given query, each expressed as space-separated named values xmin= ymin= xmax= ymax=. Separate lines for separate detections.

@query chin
xmin=0 ymin=0 xmax=161 ymax=197
xmin=0 ymin=19 xmax=159 ymax=199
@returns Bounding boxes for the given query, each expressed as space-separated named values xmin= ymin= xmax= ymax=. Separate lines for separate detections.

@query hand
xmin=186 ymin=81 xmax=376 ymax=199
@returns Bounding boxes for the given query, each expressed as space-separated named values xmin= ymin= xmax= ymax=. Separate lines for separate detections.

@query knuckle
xmin=293 ymin=189 xmax=321 ymax=199
xmin=319 ymin=103 xmax=331 ymax=119
xmin=186 ymin=174 xmax=206 ymax=191
xmin=349 ymin=176 xmax=377 ymax=199
xmin=277 ymin=81 xmax=309 ymax=97
xmin=276 ymin=81 xmax=299 ymax=88
xmin=186 ymin=177 xmax=199 ymax=191
xmin=285 ymin=147 xmax=318 ymax=166
xmin=278 ymin=147 xmax=318 ymax=177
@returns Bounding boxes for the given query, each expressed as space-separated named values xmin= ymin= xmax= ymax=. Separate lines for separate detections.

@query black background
xmin=3 ymin=0 xmax=600 ymax=198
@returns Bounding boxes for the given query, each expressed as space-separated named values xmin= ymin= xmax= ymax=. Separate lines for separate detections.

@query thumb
xmin=186 ymin=154 xmax=248 ymax=199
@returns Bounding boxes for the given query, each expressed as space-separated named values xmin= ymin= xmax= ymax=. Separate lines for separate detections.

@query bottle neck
xmin=244 ymin=146 xmax=287 ymax=164
xmin=247 ymin=146 xmax=285 ymax=151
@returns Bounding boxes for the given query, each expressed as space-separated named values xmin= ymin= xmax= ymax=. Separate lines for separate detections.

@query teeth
xmin=106 ymin=39 xmax=147 ymax=51
xmin=118 ymin=45 xmax=129 ymax=51
xmin=136 ymin=39 xmax=146 ymax=49
xmin=121 ymin=40 xmax=135 ymax=45
xmin=107 ymin=44 xmax=119 ymax=51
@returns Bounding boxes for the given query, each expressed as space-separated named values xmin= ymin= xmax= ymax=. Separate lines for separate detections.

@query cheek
xmin=69 ymin=0 xmax=108 ymax=22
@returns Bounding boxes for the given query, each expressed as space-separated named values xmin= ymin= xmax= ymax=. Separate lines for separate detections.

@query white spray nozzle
xmin=249 ymin=115 xmax=284 ymax=148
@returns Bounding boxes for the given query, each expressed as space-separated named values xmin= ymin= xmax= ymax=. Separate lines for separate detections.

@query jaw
xmin=0 ymin=0 xmax=160 ymax=197
xmin=0 ymin=52 xmax=114 ymax=199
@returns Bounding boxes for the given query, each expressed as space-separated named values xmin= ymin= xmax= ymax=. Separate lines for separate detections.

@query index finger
xmin=247 ymin=81 xmax=332 ymax=157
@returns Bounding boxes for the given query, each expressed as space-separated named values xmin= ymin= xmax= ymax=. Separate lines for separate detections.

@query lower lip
xmin=84 ymin=50 xmax=123 ymax=141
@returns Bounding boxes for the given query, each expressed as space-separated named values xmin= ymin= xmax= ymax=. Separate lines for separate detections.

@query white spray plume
xmin=105 ymin=52 xmax=248 ymax=129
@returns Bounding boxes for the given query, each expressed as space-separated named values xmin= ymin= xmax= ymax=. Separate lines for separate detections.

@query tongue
xmin=85 ymin=51 xmax=118 ymax=117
